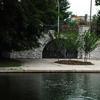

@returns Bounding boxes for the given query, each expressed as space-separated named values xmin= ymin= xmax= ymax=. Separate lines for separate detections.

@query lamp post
xmin=90 ymin=0 xmax=92 ymax=33
xmin=57 ymin=0 xmax=60 ymax=34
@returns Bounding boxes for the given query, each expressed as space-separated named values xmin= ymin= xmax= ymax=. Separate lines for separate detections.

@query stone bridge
xmin=10 ymin=31 xmax=54 ymax=59
xmin=10 ymin=29 xmax=100 ymax=59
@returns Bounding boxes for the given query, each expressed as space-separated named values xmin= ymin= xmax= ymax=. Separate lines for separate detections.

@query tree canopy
xmin=0 ymin=0 xmax=70 ymax=54
xmin=95 ymin=0 xmax=100 ymax=5
xmin=95 ymin=0 xmax=100 ymax=36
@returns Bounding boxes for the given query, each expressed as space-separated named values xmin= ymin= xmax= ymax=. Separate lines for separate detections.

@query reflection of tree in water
xmin=41 ymin=73 xmax=98 ymax=100
xmin=0 ymin=73 xmax=100 ymax=100
xmin=0 ymin=75 xmax=10 ymax=100
xmin=82 ymin=74 xmax=100 ymax=100
xmin=0 ymin=74 xmax=43 ymax=100
xmin=68 ymin=73 xmax=98 ymax=100
xmin=41 ymin=73 xmax=77 ymax=100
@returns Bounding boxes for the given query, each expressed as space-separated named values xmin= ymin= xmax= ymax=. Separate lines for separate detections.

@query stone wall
xmin=10 ymin=31 xmax=54 ymax=59
xmin=79 ymin=25 xmax=89 ymax=35
xmin=10 ymin=47 xmax=43 ymax=59
xmin=90 ymin=44 xmax=100 ymax=59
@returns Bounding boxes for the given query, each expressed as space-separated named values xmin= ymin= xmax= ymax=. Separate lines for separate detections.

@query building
xmin=71 ymin=14 xmax=92 ymax=25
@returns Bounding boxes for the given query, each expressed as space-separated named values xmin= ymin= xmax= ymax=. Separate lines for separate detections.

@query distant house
xmin=71 ymin=14 xmax=92 ymax=26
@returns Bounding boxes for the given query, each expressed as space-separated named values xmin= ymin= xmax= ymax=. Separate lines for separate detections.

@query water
xmin=0 ymin=73 xmax=100 ymax=100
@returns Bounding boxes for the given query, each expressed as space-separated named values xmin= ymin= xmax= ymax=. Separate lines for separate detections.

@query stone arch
xmin=42 ymin=39 xmax=78 ymax=58
xmin=42 ymin=39 xmax=65 ymax=58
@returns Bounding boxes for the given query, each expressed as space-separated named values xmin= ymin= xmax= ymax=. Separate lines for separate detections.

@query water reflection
xmin=41 ymin=73 xmax=98 ymax=100
xmin=0 ymin=73 xmax=100 ymax=100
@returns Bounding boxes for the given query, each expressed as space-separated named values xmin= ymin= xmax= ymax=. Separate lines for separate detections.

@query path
xmin=0 ymin=59 xmax=100 ymax=72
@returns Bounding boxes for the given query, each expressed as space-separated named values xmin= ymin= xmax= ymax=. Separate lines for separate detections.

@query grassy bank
xmin=0 ymin=59 xmax=22 ymax=67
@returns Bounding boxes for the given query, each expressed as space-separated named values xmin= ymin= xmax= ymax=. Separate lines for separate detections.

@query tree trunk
xmin=84 ymin=52 xmax=87 ymax=62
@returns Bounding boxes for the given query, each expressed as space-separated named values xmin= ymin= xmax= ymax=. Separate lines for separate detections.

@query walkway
xmin=0 ymin=59 xmax=100 ymax=72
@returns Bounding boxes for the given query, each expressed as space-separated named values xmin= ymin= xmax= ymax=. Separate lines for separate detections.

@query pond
xmin=0 ymin=73 xmax=100 ymax=100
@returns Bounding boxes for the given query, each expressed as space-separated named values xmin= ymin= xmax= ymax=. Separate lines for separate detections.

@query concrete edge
xmin=0 ymin=69 xmax=100 ymax=73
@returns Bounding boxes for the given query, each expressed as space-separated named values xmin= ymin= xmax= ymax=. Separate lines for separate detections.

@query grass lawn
xmin=0 ymin=59 xmax=22 ymax=67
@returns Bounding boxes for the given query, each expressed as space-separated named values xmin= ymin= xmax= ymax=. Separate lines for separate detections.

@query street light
xmin=90 ymin=0 xmax=92 ymax=32
xmin=57 ymin=0 xmax=60 ymax=34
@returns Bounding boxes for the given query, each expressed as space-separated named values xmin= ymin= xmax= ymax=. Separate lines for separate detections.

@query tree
xmin=82 ymin=32 xmax=98 ymax=61
xmin=0 ymin=0 xmax=43 ymax=58
xmin=90 ymin=13 xmax=100 ymax=37
xmin=0 ymin=0 xmax=71 ymax=58
xmin=95 ymin=0 xmax=100 ymax=5
xmin=43 ymin=0 xmax=71 ymax=31
xmin=59 ymin=0 xmax=71 ymax=21
xmin=91 ymin=15 xmax=98 ymax=33
xmin=95 ymin=0 xmax=100 ymax=36
xmin=63 ymin=32 xmax=79 ymax=58
xmin=54 ymin=31 xmax=80 ymax=59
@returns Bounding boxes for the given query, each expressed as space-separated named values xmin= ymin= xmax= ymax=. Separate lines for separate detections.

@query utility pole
xmin=90 ymin=0 xmax=92 ymax=33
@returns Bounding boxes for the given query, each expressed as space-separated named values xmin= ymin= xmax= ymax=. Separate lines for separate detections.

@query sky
xmin=68 ymin=0 xmax=100 ymax=16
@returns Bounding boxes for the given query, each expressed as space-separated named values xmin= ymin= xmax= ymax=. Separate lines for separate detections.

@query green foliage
xmin=90 ymin=13 xmax=100 ymax=37
xmin=67 ymin=20 xmax=78 ymax=33
xmin=0 ymin=0 xmax=43 ymax=52
xmin=95 ymin=0 xmax=100 ymax=5
xmin=96 ymin=12 xmax=100 ymax=36
xmin=0 ymin=0 xmax=71 ymax=54
xmin=0 ymin=59 xmax=21 ymax=67
xmin=63 ymin=32 xmax=79 ymax=51
xmin=83 ymin=32 xmax=98 ymax=54
xmin=55 ymin=31 xmax=98 ymax=59
xmin=95 ymin=0 xmax=100 ymax=36
xmin=59 ymin=0 xmax=71 ymax=21
xmin=79 ymin=32 xmax=98 ymax=61
xmin=54 ymin=32 xmax=79 ymax=58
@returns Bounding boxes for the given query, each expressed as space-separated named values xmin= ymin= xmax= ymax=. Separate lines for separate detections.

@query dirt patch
xmin=55 ymin=60 xmax=94 ymax=65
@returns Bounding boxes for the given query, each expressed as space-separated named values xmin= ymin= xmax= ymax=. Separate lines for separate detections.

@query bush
xmin=54 ymin=32 xmax=79 ymax=58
